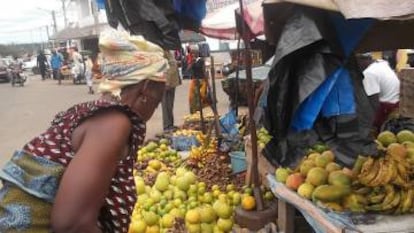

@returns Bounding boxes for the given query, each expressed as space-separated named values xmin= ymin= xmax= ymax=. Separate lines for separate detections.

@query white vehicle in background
xmin=23 ymin=57 xmax=38 ymax=74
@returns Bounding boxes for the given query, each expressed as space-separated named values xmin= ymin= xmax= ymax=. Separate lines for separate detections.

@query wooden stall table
xmin=245 ymin=137 xmax=414 ymax=233
xmin=266 ymin=174 xmax=414 ymax=233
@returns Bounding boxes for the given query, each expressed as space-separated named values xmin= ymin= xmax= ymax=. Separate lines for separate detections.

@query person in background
xmin=357 ymin=53 xmax=400 ymax=134
xmin=36 ymin=50 xmax=48 ymax=80
xmin=396 ymin=49 xmax=410 ymax=72
xmin=187 ymin=46 xmax=210 ymax=114
xmin=50 ymin=49 xmax=64 ymax=84
xmin=85 ymin=55 xmax=95 ymax=94
xmin=0 ymin=29 xmax=168 ymax=233
xmin=70 ymin=47 xmax=84 ymax=81
xmin=162 ymin=50 xmax=181 ymax=132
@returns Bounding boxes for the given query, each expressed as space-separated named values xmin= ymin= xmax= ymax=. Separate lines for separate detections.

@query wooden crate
xmin=399 ymin=68 xmax=414 ymax=118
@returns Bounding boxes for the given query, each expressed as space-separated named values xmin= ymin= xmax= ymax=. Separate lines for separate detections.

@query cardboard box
xmin=399 ymin=68 xmax=414 ymax=118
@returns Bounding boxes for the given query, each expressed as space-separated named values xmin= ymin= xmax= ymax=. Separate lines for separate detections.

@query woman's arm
xmin=51 ymin=111 xmax=132 ymax=233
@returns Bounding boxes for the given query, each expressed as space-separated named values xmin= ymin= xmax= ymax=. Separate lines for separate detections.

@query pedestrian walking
xmin=36 ymin=50 xmax=48 ymax=81
xmin=85 ymin=55 xmax=95 ymax=94
xmin=50 ymin=49 xmax=64 ymax=84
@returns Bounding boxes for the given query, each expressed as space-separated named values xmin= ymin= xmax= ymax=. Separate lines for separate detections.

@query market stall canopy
xmin=264 ymin=0 xmax=414 ymax=20
xmin=200 ymin=0 xmax=264 ymax=40
xmin=263 ymin=0 xmax=414 ymax=52
xmin=50 ymin=23 xmax=111 ymax=40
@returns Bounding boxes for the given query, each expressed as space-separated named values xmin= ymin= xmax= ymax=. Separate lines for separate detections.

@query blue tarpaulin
xmin=173 ymin=0 xmax=207 ymax=23
xmin=96 ymin=0 xmax=105 ymax=10
xmin=290 ymin=16 xmax=374 ymax=132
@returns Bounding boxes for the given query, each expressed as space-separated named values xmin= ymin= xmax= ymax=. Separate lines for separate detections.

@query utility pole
xmin=61 ymin=0 xmax=68 ymax=27
xmin=91 ymin=0 xmax=100 ymax=35
xmin=52 ymin=10 xmax=58 ymax=33
xmin=45 ymin=25 xmax=50 ymax=40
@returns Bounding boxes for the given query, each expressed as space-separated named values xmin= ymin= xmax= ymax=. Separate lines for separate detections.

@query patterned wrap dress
xmin=0 ymin=99 xmax=146 ymax=233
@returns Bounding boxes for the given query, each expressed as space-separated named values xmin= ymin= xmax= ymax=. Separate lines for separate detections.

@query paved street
xmin=0 ymin=74 xmax=231 ymax=168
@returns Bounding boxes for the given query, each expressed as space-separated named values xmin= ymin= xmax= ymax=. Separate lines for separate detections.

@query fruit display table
xmin=267 ymin=175 xmax=414 ymax=233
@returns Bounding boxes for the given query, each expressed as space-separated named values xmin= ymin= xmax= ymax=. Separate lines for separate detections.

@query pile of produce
xmin=257 ymin=127 xmax=272 ymax=148
xmin=129 ymin=167 xmax=272 ymax=233
xmin=170 ymin=130 xmax=206 ymax=151
xmin=274 ymin=129 xmax=414 ymax=215
xmin=130 ymin=127 xmax=277 ymax=232
xmin=183 ymin=109 xmax=216 ymax=123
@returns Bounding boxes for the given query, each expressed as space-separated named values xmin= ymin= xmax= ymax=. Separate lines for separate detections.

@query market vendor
xmin=0 ymin=29 xmax=168 ymax=233
xmin=357 ymin=53 xmax=400 ymax=134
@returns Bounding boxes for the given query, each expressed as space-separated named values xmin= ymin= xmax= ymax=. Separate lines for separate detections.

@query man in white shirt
xmin=357 ymin=53 xmax=400 ymax=133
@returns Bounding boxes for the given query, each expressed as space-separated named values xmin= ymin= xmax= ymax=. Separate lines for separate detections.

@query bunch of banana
xmin=189 ymin=138 xmax=217 ymax=160
xmin=343 ymin=193 xmax=368 ymax=213
xmin=183 ymin=109 xmax=215 ymax=122
xmin=364 ymin=185 xmax=414 ymax=214
xmin=173 ymin=129 xmax=202 ymax=137
xmin=357 ymin=155 xmax=411 ymax=188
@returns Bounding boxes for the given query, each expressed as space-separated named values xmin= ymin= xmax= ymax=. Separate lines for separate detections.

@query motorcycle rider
xmin=10 ymin=57 xmax=25 ymax=84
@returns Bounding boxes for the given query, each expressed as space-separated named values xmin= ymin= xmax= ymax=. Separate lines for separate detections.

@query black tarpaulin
xmin=104 ymin=0 xmax=205 ymax=50
xmin=261 ymin=7 xmax=378 ymax=168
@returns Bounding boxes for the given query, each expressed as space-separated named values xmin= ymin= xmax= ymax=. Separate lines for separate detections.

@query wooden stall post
xmin=277 ymin=200 xmax=295 ymax=233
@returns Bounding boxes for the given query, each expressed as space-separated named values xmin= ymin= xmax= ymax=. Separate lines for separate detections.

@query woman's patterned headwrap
xmin=98 ymin=29 xmax=168 ymax=97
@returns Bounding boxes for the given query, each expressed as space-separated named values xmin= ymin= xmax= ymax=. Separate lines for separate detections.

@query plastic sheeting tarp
xmin=104 ymin=0 xmax=206 ymax=49
xmin=263 ymin=1 xmax=414 ymax=52
xmin=261 ymin=7 xmax=378 ymax=168
xmin=264 ymin=0 xmax=414 ymax=20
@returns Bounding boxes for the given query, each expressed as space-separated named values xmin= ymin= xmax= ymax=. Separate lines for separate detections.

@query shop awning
xmin=200 ymin=0 xmax=264 ymax=40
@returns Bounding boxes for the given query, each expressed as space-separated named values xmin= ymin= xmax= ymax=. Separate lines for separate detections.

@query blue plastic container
xmin=229 ymin=151 xmax=247 ymax=174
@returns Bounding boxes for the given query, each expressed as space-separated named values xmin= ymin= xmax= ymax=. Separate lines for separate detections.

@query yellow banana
xmin=385 ymin=160 xmax=399 ymax=184
xmin=359 ymin=159 xmax=380 ymax=186
xmin=382 ymin=191 xmax=401 ymax=211
xmin=368 ymin=193 xmax=386 ymax=204
xmin=354 ymin=187 xmax=373 ymax=195
xmin=366 ymin=203 xmax=383 ymax=212
xmin=393 ymin=173 xmax=409 ymax=188
xmin=394 ymin=190 xmax=406 ymax=215
xmin=382 ymin=185 xmax=396 ymax=206
xmin=352 ymin=155 xmax=368 ymax=175
xmin=368 ymin=158 xmax=387 ymax=187
xmin=402 ymin=189 xmax=413 ymax=213
xmin=396 ymin=162 xmax=409 ymax=179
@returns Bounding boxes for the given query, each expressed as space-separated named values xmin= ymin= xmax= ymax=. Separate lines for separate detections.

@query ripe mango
xmin=328 ymin=171 xmax=351 ymax=187
xmin=306 ymin=167 xmax=328 ymax=186
xmin=312 ymin=185 xmax=350 ymax=202
xmin=285 ymin=173 xmax=304 ymax=191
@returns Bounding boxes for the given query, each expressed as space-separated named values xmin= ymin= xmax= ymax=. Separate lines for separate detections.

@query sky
xmin=0 ymin=0 xmax=75 ymax=44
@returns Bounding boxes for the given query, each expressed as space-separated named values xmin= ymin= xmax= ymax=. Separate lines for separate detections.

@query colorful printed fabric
xmin=0 ymin=99 xmax=146 ymax=233
xmin=0 ymin=151 xmax=61 ymax=233
xmin=98 ymin=29 xmax=169 ymax=97
xmin=189 ymin=79 xmax=210 ymax=114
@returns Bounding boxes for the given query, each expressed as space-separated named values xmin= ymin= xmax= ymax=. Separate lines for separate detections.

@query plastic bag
xmin=220 ymin=110 xmax=239 ymax=136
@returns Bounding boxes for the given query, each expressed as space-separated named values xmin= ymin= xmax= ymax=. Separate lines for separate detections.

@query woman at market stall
xmin=187 ymin=45 xmax=211 ymax=114
xmin=0 ymin=29 xmax=168 ymax=233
